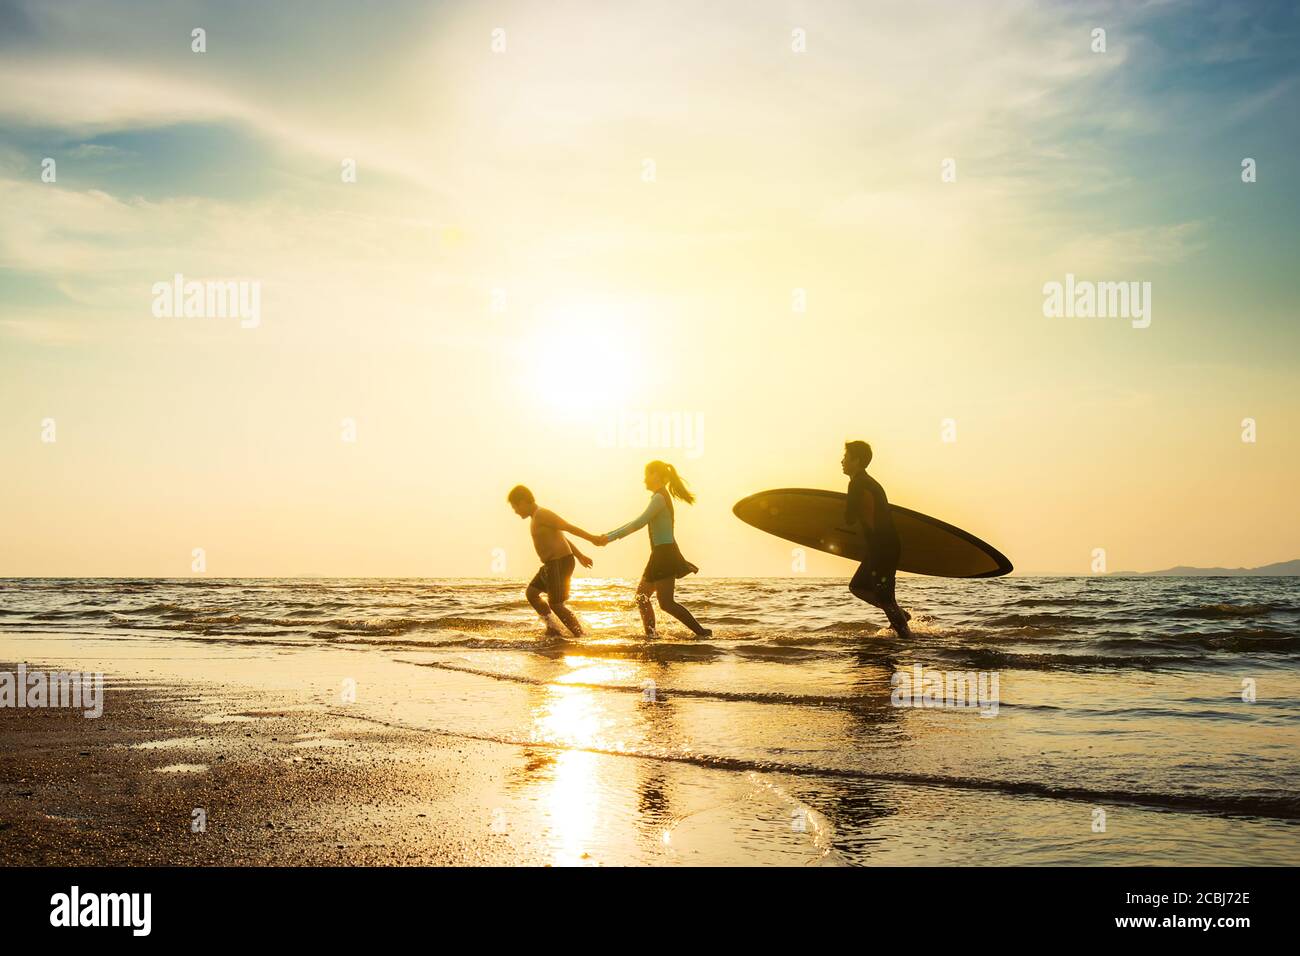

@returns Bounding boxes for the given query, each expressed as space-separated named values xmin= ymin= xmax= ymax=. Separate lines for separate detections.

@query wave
xmin=6 ymin=578 xmax=1296 ymax=675
xmin=10 ymin=611 xmax=1291 ymax=668
xmin=1094 ymin=629 xmax=1300 ymax=653
xmin=400 ymin=658 xmax=1090 ymax=711
xmin=29 ymin=609 xmax=116 ymax=621
xmin=1007 ymin=597 xmax=1127 ymax=607
xmin=405 ymin=659 xmax=873 ymax=706
xmin=427 ymin=635 xmax=728 ymax=661
xmin=330 ymin=709 xmax=1300 ymax=821
xmin=1170 ymin=603 xmax=1288 ymax=619
xmin=981 ymin=612 xmax=1110 ymax=628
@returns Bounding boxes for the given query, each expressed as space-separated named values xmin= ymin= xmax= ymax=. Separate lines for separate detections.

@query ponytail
xmin=649 ymin=460 xmax=695 ymax=505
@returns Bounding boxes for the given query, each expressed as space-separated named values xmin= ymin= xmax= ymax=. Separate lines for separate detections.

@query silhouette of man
xmin=842 ymin=441 xmax=912 ymax=637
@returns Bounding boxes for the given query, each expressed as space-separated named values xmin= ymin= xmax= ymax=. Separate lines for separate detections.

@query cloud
xmin=0 ymin=315 xmax=88 ymax=346
xmin=1056 ymin=221 xmax=1209 ymax=270
xmin=0 ymin=59 xmax=238 ymax=131
xmin=0 ymin=58 xmax=448 ymax=195
xmin=66 ymin=142 xmax=130 ymax=160
xmin=0 ymin=0 xmax=1282 ymax=340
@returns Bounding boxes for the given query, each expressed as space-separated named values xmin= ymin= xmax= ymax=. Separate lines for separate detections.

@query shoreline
xmin=4 ymin=602 xmax=1298 ymax=866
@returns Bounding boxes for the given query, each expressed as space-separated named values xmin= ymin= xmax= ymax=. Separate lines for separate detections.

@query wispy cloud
xmin=1057 ymin=221 xmax=1210 ymax=270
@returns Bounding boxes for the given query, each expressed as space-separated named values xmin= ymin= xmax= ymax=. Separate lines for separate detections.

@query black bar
xmin=0 ymin=866 xmax=1280 ymax=940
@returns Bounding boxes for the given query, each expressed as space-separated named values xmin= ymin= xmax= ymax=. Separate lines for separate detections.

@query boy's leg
xmin=526 ymin=565 xmax=565 ymax=635
xmin=526 ymin=584 xmax=550 ymax=617
xmin=635 ymin=578 xmax=657 ymax=636
xmin=547 ymin=556 xmax=584 ymax=637
xmin=527 ymin=585 xmax=565 ymax=636
xmin=653 ymin=578 xmax=708 ymax=636
xmin=550 ymin=602 xmax=583 ymax=637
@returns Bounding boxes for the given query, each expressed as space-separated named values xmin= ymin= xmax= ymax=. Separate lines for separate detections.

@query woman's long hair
xmin=647 ymin=461 xmax=695 ymax=504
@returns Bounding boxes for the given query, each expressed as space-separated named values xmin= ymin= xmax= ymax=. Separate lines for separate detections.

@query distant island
xmin=1110 ymin=559 xmax=1300 ymax=577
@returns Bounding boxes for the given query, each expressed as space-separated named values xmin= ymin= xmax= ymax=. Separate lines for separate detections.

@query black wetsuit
xmin=846 ymin=471 xmax=901 ymax=605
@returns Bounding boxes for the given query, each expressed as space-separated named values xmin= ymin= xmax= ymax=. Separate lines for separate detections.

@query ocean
xmin=3 ymin=575 xmax=1298 ymax=865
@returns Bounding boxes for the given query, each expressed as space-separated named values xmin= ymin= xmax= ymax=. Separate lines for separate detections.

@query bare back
xmin=529 ymin=507 xmax=574 ymax=562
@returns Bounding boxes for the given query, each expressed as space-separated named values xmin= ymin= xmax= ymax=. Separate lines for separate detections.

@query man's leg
xmin=849 ymin=561 xmax=885 ymax=608
xmin=849 ymin=559 xmax=904 ymax=635
xmin=871 ymin=558 xmax=911 ymax=638
xmin=883 ymin=604 xmax=911 ymax=636
xmin=875 ymin=541 xmax=911 ymax=637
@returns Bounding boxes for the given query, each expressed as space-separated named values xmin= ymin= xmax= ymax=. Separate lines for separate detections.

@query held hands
xmin=593 ymin=534 xmax=610 ymax=547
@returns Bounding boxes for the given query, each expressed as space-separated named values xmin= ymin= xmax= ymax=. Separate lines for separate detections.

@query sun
xmin=519 ymin=302 xmax=646 ymax=417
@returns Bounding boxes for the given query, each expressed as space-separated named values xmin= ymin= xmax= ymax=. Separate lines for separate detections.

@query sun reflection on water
xmin=527 ymin=684 xmax=609 ymax=865
xmin=553 ymin=657 xmax=638 ymax=687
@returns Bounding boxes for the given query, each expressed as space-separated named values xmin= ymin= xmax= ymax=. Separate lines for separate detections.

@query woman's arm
xmin=604 ymin=494 xmax=666 ymax=543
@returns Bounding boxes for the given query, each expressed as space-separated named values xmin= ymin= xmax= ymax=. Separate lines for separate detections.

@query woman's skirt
xmin=641 ymin=542 xmax=700 ymax=583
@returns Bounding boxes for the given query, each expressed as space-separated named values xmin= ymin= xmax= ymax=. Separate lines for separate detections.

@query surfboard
xmin=733 ymin=488 xmax=1013 ymax=578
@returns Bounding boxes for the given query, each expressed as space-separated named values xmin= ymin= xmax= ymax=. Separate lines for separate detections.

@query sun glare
xmin=519 ymin=302 xmax=646 ymax=417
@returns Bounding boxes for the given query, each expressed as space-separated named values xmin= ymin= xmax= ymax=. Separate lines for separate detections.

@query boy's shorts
xmin=528 ymin=554 xmax=576 ymax=603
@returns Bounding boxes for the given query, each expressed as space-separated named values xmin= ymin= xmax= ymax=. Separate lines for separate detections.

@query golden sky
xmin=1 ymin=0 xmax=1297 ymax=576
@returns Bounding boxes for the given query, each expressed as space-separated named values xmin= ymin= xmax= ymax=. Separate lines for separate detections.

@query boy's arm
xmin=536 ymin=508 xmax=599 ymax=544
xmin=568 ymin=537 xmax=593 ymax=568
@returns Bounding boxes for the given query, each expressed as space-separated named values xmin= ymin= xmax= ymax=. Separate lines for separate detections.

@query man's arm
xmin=859 ymin=488 xmax=876 ymax=531
xmin=845 ymin=479 xmax=875 ymax=533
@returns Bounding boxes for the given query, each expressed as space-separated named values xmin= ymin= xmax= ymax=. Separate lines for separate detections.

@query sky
xmin=1 ymin=0 xmax=1297 ymax=577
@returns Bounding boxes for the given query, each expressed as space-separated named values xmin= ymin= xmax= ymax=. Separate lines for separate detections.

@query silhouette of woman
xmin=598 ymin=461 xmax=710 ymax=638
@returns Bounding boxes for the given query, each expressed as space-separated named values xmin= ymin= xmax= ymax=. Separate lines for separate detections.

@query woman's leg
xmin=653 ymin=578 xmax=710 ymax=636
xmin=635 ymin=578 xmax=657 ymax=636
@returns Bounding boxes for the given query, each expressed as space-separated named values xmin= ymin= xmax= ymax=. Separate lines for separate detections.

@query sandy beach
xmin=0 ymin=632 xmax=842 ymax=866
xmin=4 ymin=575 xmax=1298 ymax=867
xmin=0 ymin=655 xmax=553 ymax=866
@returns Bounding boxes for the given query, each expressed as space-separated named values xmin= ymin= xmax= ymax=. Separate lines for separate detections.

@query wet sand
xmin=1 ymin=661 xmax=547 ymax=865
xmin=0 ymin=640 xmax=838 ymax=866
xmin=4 ymin=618 xmax=1297 ymax=866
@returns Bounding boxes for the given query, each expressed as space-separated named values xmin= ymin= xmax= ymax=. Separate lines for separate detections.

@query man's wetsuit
xmin=846 ymin=471 xmax=902 ymax=609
